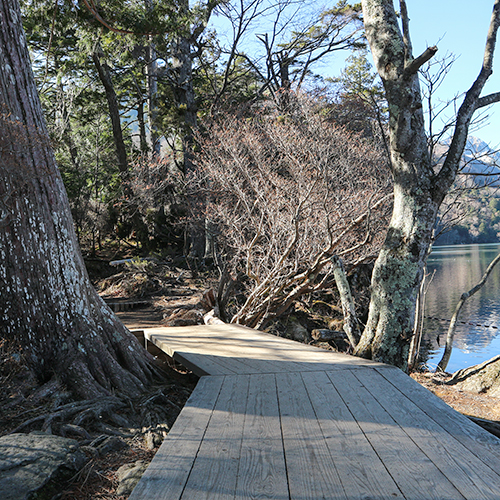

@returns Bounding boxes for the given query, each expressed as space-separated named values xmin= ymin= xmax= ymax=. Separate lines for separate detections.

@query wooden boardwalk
xmin=129 ymin=324 xmax=500 ymax=500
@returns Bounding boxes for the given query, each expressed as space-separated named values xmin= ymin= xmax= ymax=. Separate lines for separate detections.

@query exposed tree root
xmin=11 ymin=397 xmax=129 ymax=435
xmin=8 ymin=382 xmax=194 ymax=445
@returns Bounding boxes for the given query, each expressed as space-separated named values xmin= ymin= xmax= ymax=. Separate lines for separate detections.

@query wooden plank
xmin=144 ymin=325 xmax=383 ymax=376
xmin=147 ymin=329 xmax=279 ymax=375
xmin=301 ymin=370 xmax=404 ymax=499
xmin=128 ymin=376 xmax=224 ymax=500
xmin=353 ymin=367 xmax=500 ymax=499
xmin=180 ymin=374 xmax=249 ymax=500
xmin=146 ymin=327 xmax=307 ymax=373
xmin=147 ymin=332 xmax=238 ymax=376
xmin=234 ymin=373 xmax=289 ymax=500
xmin=143 ymin=324 xmax=382 ymax=366
xmin=276 ymin=371 xmax=347 ymax=500
xmin=133 ymin=325 xmax=500 ymax=500
xmin=173 ymin=350 xmax=246 ymax=376
xmin=374 ymin=366 xmax=500 ymax=468
xmin=328 ymin=369 xmax=465 ymax=500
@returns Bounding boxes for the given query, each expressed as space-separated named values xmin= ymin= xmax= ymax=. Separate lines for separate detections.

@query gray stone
xmin=95 ymin=436 xmax=128 ymax=456
xmin=116 ymin=460 xmax=148 ymax=496
xmin=0 ymin=432 xmax=88 ymax=500
xmin=287 ymin=317 xmax=309 ymax=342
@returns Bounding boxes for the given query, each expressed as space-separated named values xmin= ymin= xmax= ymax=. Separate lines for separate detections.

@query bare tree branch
xmin=476 ymin=91 xmax=500 ymax=109
xmin=438 ymin=0 xmax=500 ymax=192
xmin=404 ymin=46 xmax=438 ymax=77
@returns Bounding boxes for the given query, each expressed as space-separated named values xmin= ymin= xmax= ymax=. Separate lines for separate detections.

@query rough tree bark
xmin=331 ymin=256 xmax=361 ymax=347
xmin=146 ymin=37 xmax=160 ymax=155
xmin=92 ymin=47 xmax=128 ymax=174
xmin=354 ymin=0 xmax=500 ymax=369
xmin=0 ymin=0 xmax=159 ymax=399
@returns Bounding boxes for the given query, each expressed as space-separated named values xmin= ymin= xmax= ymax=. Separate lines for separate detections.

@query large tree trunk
xmin=353 ymin=0 xmax=439 ymax=368
xmin=355 ymin=0 xmax=500 ymax=369
xmin=172 ymin=32 xmax=205 ymax=258
xmin=171 ymin=9 xmax=197 ymax=176
xmin=92 ymin=48 xmax=128 ymax=174
xmin=146 ymin=38 xmax=160 ymax=155
xmin=354 ymin=186 xmax=440 ymax=366
xmin=0 ymin=0 xmax=158 ymax=400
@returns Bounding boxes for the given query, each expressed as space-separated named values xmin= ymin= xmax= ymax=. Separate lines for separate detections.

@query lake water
xmin=422 ymin=243 xmax=500 ymax=372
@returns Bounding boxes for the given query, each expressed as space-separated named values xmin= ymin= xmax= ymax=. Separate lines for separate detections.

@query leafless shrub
xmin=193 ymin=95 xmax=393 ymax=328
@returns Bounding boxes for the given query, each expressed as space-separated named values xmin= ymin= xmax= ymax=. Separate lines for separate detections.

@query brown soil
xmin=411 ymin=371 xmax=500 ymax=422
xmin=3 ymin=259 xmax=500 ymax=500
xmin=0 ymin=261 xmax=209 ymax=500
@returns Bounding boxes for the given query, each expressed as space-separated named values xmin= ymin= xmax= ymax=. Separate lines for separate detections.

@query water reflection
xmin=422 ymin=243 xmax=500 ymax=372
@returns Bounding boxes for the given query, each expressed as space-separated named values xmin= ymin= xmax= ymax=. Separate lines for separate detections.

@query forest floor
xmin=2 ymin=256 xmax=500 ymax=499
xmin=411 ymin=371 xmax=500 ymax=421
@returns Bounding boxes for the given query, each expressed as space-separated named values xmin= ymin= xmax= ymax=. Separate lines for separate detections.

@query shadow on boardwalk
xmin=129 ymin=324 xmax=500 ymax=500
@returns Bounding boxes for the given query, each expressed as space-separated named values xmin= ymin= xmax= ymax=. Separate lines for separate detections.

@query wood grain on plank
xmin=374 ymin=366 xmax=500 ymax=471
xmin=180 ymin=374 xmax=249 ymax=500
xmin=329 ymin=369 xmax=465 ymax=500
xmin=301 ymin=370 xmax=404 ymax=499
xmin=128 ymin=376 xmax=224 ymax=500
xmin=145 ymin=324 xmax=381 ymax=377
xmin=235 ymin=373 xmax=289 ymax=499
xmin=353 ymin=367 xmax=500 ymax=499
xmin=276 ymin=371 xmax=347 ymax=500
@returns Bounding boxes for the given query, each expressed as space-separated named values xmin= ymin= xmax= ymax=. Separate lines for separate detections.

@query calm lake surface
xmin=422 ymin=243 xmax=500 ymax=372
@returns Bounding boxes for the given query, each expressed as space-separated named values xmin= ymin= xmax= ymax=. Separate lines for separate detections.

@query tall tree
xmin=206 ymin=0 xmax=364 ymax=113
xmin=92 ymin=45 xmax=129 ymax=174
xmin=0 ymin=0 xmax=160 ymax=399
xmin=333 ymin=49 xmax=388 ymax=139
xmin=354 ymin=0 xmax=500 ymax=369
xmin=257 ymin=1 xmax=365 ymax=110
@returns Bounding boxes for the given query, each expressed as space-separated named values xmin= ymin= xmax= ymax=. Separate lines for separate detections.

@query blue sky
xmin=210 ymin=1 xmax=500 ymax=145
xmin=403 ymin=1 xmax=500 ymax=147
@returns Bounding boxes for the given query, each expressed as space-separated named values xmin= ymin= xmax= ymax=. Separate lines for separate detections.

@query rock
xmin=447 ymin=354 xmax=500 ymax=395
xmin=204 ymin=309 xmax=225 ymax=325
xmin=143 ymin=425 xmax=168 ymax=450
xmin=311 ymin=329 xmax=350 ymax=351
xmin=311 ymin=329 xmax=345 ymax=341
xmin=0 ymin=431 xmax=87 ymax=500
xmin=80 ymin=445 xmax=99 ymax=459
xmin=116 ymin=460 xmax=148 ymax=496
xmin=287 ymin=317 xmax=309 ymax=342
xmin=95 ymin=436 xmax=128 ymax=456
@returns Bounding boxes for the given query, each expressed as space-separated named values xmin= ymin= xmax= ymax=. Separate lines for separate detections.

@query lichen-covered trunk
xmin=354 ymin=0 xmax=446 ymax=369
xmin=354 ymin=182 xmax=439 ymax=368
xmin=0 ymin=0 xmax=158 ymax=399
xmin=358 ymin=0 xmax=500 ymax=368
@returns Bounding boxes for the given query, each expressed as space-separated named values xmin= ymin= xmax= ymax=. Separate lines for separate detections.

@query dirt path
xmin=115 ymin=306 xmax=165 ymax=330
xmin=412 ymin=371 xmax=500 ymax=422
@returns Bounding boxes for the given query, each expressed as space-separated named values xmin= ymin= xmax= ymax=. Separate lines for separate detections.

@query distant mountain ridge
xmin=458 ymin=136 xmax=500 ymax=186
xmin=434 ymin=136 xmax=500 ymax=246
